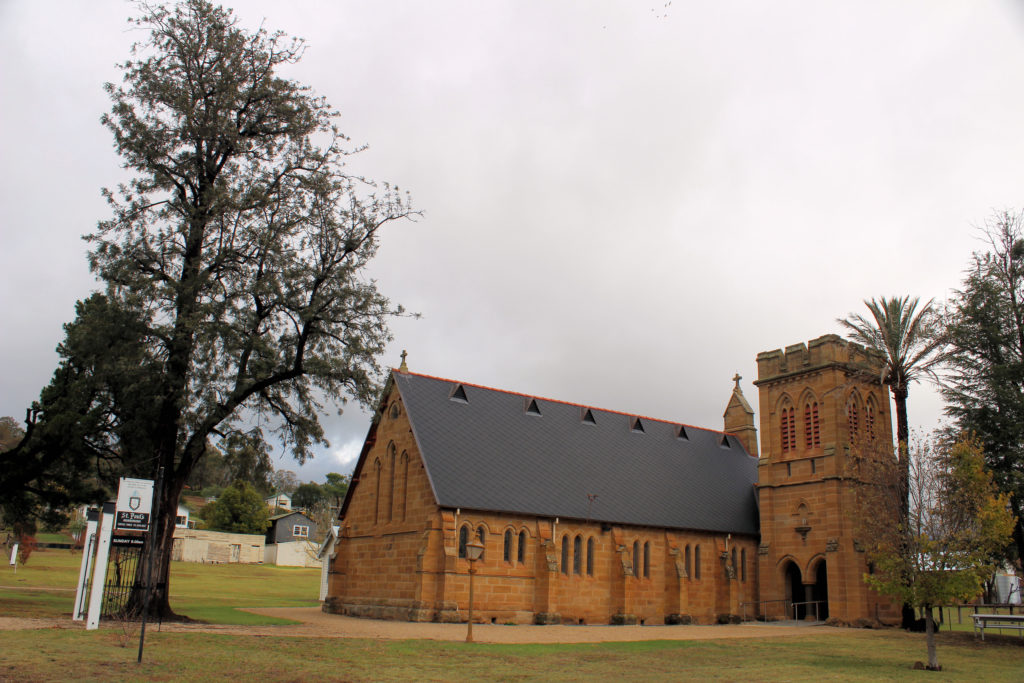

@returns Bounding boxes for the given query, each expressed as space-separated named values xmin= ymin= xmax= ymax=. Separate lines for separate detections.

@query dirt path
xmin=0 ymin=608 xmax=830 ymax=644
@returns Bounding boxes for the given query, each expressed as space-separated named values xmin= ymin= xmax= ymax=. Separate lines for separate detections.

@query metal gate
xmin=100 ymin=543 xmax=143 ymax=618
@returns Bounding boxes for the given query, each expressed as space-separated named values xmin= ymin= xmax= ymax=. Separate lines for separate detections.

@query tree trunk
xmin=925 ymin=606 xmax=939 ymax=671
xmin=126 ymin=474 xmax=185 ymax=619
xmin=894 ymin=387 xmax=917 ymax=630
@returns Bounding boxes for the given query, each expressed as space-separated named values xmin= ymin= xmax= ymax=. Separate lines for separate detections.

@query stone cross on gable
xmin=732 ymin=373 xmax=742 ymax=391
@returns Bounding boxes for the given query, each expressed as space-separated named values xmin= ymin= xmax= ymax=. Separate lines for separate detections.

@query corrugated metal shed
xmin=394 ymin=372 xmax=759 ymax=535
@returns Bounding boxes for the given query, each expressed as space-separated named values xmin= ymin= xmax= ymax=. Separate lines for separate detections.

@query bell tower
xmin=753 ymin=334 xmax=898 ymax=624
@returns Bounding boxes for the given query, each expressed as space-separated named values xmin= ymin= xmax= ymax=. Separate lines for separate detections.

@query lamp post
xmin=464 ymin=538 xmax=485 ymax=643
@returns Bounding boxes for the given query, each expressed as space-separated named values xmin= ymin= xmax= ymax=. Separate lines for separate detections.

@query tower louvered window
xmin=781 ymin=406 xmax=796 ymax=452
xmin=804 ymin=402 xmax=820 ymax=449
xmin=848 ymin=402 xmax=860 ymax=442
xmin=866 ymin=402 xmax=876 ymax=440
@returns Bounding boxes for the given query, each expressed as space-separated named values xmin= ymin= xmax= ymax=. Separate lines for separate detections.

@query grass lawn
xmin=0 ymin=627 xmax=1021 ymax=682
xmin=0 ymin=549 xmax=319 ymax=625
xmin=2 ymin=551 xmax=1022 ymax=681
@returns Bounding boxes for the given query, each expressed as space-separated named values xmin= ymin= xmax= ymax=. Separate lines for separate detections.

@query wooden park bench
xmin=972 ymin=613 xmax=1024 ymax=640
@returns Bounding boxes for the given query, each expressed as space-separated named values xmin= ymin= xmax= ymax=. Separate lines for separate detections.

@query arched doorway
xmin=810 ymin=560 xmax=829 ymax=621
xmin=784 ymin=561 xmax=804 ymax=620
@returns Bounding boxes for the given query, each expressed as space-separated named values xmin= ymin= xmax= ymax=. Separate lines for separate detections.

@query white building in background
xmin=174 ymin=504 xmax=194 ymax=529
xmin=265 ymin=492 xmax=292 ymax=511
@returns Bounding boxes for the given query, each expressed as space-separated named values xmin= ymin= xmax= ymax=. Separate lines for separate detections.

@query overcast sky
xmin=2 ymin=1 xmax=1022 ymax=484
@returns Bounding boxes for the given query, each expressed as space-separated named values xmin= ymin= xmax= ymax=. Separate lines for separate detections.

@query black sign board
xmin=112 ymin=534 xmax=145 ymax=548
xmin=115 ymin=511 xmax=150 ymax=531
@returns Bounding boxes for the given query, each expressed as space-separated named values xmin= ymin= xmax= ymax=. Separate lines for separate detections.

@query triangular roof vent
xmin=582 ymin=408 xmax=596 ymax=425
xmin=720 ymin=435 xmax=732 ymax=448
xmin=631 ymin=417 xmax=645 ymax=433
xmin=526 ymin=398 xmax=542 ymax=416
xmin=450 ymin=384 xmax=468 ymax=403
xmin=677 ymin=425 xmax=689 ymax=441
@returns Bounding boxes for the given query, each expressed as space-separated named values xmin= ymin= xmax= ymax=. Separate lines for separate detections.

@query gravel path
xmin=0 ymin=608 xmax=827 ymax=644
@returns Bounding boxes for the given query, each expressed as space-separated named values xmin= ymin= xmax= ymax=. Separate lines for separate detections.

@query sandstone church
xmin=323 ymin=335 xmax=899 ymax=625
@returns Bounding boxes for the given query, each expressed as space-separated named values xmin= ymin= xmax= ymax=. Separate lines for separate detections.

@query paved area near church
xmin=0 ymin=607 xmax=829 ymax=643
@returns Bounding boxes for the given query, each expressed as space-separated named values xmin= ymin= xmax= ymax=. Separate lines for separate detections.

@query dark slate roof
xmin=269 ymin=511 xmax=313 ymax=523
xmin=394 ymin=372 xmax=759 ymax=536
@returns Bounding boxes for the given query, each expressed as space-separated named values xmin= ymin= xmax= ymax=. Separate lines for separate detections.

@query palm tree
xmin=838 ymin=296 xmax=945 ymax=459
xmin=838 ymin=296 xmax=945 ymax=629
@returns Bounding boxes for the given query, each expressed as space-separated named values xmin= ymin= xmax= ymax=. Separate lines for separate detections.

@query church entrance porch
xmin=782 ymin=559 xmax=828 ymax=621
xmin=810 ymin=559 xmax=829 ymax=621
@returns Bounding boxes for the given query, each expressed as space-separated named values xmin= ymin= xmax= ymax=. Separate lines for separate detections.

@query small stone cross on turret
xmin=399 ymin=350 xmax=409 ymax=373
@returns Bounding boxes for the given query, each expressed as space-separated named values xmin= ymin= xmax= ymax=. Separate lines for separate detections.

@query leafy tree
xmin=48 ymin=0 xmax=415 ymax=617
xmin=270 ymin=470 xmax=301 ymax=497
xmin=838 ymin=296 xmax=945 ymax=460
xmin=291 ymin=482 xmax=326 ymax=510
xmin=186 ymin=434 xmax=274 ymax=495
xmin=0 ymin=294 xmax=157 ymax=528
xmin=202 ymin=481 xmax=270 ymax=535
xmin=851 ymin=436 xmax=1013 ymax=670
xmin=304 ymin=500 xmax=336 ymax=545
xmin=0 ymin=417 xmax=24 ymax=452
xmin=838 ymin=296 xmax=945 ymax=627
xmin=943 ymin=211 xmax=1024 ymax=567
xmin=323 ymin=472 xmax=350 ymax=508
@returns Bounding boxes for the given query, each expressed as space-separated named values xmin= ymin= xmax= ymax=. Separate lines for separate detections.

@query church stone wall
xmin=324 ymin=378 xmax=759 ymax=625
xmin=325 ymin=383 xmax=441 ymax=620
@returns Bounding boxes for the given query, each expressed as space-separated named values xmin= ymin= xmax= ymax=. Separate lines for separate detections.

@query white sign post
xmin=73 ymin=508 xmax=100 ymax=621
xmin=86 ymin=502 xmax=116 ymax=630
xmin=116 ymin=478 xmax=155 ymax=531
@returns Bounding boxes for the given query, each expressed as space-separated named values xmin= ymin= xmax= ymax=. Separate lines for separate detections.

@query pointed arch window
xmin=643 ymin=541 xmax=651 ymax=579
xmin=503 ymin=529 xmax=513 ymax=563
xmin=586 ymin=537 xmax=595 ymax=576
xmin=458 ymin=525 xmax=469 ymax=559
xmin=386 ymin=443 xmax=397 ymax=523
xmin=373 ymin=458 xmax=382 ymax=525
xmin=848 ymin=398 xmax=861 ymax=442
xmin=573 ymin=535 xmax=582 ymax=575
xmin=684 ymin=545 xmax=692 ymax=578
xmin=518 ymin=530 xmax=527 ymax=564
xmin=398 ymin=451 xmax=409 ymax=521
xmin=694 ymin=544 xmax=702 ymax=579
xmin=561 ymin=535 xmax=570 ymax=575
xmin=632 ymin=541 xmax=641 ymax=578
xmin=865 ymin=399 xmax=877 ymax=440
xmin=804 ymin=401 xmax=820 ymax=449
xmin=741 ymin=548 xmax=747 ymax=582
xmin=780 ymin=404 xmax=796 ymax=453
xmin=476 ymin=525 xmax=486 ymax=560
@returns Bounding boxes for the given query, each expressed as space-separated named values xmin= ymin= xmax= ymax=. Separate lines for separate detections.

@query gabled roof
xmin=268 ymin=510 xmax=313 ymax=524
xmin=394 ymin=371 xmax=759 ymax=536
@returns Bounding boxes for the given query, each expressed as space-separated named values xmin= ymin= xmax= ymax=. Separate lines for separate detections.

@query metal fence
xmin=740 ymin=599 xmax=790 ymax=622
xmin=100 ymin=544 xmax=143 ymax=618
